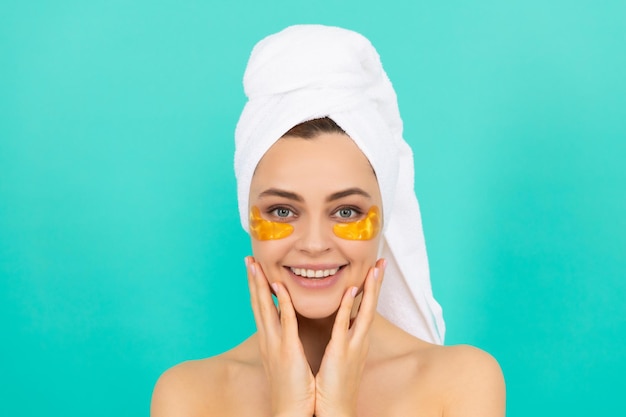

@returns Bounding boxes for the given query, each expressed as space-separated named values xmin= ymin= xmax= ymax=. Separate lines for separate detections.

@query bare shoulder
xmin=366 ymin=319 xmax=504 ymax=416
xmin=150 ymin=336 xmax=263 ymax=417
xmin=150 ymin=355 xmax=227 ymax=417
xmin=427 ymin=344 xmax=506 ymax=417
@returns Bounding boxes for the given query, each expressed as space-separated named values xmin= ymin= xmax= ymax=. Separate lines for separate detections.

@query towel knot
xmin=244 ymin=25 xmax=384 ymax=99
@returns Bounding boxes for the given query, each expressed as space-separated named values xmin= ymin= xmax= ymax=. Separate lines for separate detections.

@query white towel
xmin=234 ymin=25 xmax=445 ymax=344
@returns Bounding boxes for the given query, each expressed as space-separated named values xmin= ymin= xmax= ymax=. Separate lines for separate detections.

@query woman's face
xmin=249 ymin=132 xmax=383 ymax=319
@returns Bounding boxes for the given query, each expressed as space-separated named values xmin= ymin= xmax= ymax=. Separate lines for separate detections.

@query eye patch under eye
xmin=333 ymin=206 xmax=381 ymax=240
xmin=249 ymin=206 xmax=294 ymax=240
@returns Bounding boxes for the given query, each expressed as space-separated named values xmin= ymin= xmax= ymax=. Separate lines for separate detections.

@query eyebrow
xmin=257 ymin=187 xmax=371 ymax=203
xmin=326 ymin=187 xmax=371 ymax=202
xmin=258 ymin=188 xmax=304 ymax=202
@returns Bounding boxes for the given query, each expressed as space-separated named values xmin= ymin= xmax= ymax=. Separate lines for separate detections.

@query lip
xmin=284 ymin=264 xmax=346 ymax=290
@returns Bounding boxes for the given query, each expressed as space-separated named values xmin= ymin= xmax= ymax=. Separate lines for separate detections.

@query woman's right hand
xmin=246 ymin=257 xmax=316 ymax=417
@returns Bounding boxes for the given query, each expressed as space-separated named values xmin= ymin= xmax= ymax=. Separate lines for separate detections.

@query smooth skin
xmin=247 ymin=257 xmax=385 ymax=417
xmin=151 ymin=133 xmax=505 ymax=417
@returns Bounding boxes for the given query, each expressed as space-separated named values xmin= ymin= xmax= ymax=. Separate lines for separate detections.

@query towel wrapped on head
xmin=235 ymin=24 xmax=445 ymax=344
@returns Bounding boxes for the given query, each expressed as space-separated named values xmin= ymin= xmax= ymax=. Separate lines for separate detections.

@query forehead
xmin=251 ymin=132 xmax=379 ymax=197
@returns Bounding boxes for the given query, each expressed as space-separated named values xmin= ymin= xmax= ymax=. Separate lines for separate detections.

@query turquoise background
xmin=1 ymin=0 xmax=624 ymax=415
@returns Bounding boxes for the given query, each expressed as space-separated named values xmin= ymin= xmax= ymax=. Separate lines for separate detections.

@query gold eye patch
xmin=249 ymin=206 xmax=294 ymax=240
xmin=333 ymin=206 xmax=381 ymax=240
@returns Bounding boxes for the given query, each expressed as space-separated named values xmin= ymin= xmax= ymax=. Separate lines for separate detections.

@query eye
xmin=271 ymin=207 xmax=294 ymax=218
xmin=338 ymin=208 xmax=353 ymax=218
xmin=334 ymin=207 xmax=361 ymax=220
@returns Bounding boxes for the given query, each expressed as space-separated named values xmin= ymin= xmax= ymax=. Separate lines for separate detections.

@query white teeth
xmin=289 ymin=267 xmax=340 ymax=279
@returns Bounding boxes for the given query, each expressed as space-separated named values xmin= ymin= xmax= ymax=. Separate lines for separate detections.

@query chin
xmin=291 ymin=296 xmax=342 ymax=320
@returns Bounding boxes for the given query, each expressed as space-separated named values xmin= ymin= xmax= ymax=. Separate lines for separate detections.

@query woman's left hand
xmin=314 ymin=258 xmax=386 ymax=417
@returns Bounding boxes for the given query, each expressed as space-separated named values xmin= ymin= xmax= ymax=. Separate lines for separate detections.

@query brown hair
xmin=281 ymin=117 xmax=346 ymax=138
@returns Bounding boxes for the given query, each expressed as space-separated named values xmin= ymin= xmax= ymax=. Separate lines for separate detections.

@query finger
xmin=246 ymin=257 xmax=269 ymax=345
xmin=352 ymin=259 xmax=386 ymax=340
xmin=251 ymin=260 xmax=280 ymax=341
xmin=330 ymin=285 xmax=358 ymax=342
xmin=246 ymin=257 xmax=262 ymax=323
xmin=273 ymin=282 xmax=299 ymax=341
xmin=371 ymin=258 xmax=386 ymax=297
xmin=351 ymin=258 xmax=385 ymax=318
xmin=254 ymin=262 xmax=280 ymax=324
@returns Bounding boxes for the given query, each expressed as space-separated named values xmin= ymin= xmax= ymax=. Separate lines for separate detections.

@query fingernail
xmin=373 ymin=267 xmax=379 ymax=280
xmin=271 ymin=283 xmax=278 ymax=293
xmin=350 ymin=286 xmax=358 ymax=297
xmin=382 ymin=258 xmax=388 ymax=270
xmin=249 ymin=263 xmax=256 ymax=276
xmin=244 ymin=256 xmax=250 ymax=267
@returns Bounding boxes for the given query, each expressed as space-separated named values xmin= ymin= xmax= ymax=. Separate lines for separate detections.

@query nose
xmin=293 ymin=215 xmax=332 ymax=256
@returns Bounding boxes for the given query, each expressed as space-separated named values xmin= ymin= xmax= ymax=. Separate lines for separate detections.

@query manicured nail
xmin=249 ymin=263 xmax=256 ymax=276
xmin=373 ymin=267 xmax=379 ymax=280
xmin=271 ymin=283 xmax=278 ymax=293
xmin=382 ymin=258 xmax=388 ymax=270
xmin=244 ymin=256 xmax=250 ymax=267
xmin=350 ymin=286 xmax=358 ymax=297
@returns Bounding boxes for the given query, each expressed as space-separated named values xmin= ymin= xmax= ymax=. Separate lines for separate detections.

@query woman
xmin=151 ymin=25 xmax=505 ymax=417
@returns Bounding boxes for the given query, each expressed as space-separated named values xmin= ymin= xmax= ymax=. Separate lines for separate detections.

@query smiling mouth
xmin=288 ymin=266 xmax=345 ymax=279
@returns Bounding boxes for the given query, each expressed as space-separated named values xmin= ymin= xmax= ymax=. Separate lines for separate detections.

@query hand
xmin=314 ymin=259 xmax=386 ymax=417
xmin=246 ymin=257 xmax=316 ymax=417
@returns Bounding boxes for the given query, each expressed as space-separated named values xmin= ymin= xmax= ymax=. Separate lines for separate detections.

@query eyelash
xmin=267 ymin=206 xmax=297 ymax=220
xmin=332 ymin=206 xmax=363 ymax=221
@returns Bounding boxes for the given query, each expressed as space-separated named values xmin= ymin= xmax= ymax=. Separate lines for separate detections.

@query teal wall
xmin=1 ymin=1 xmax=624 ymax=415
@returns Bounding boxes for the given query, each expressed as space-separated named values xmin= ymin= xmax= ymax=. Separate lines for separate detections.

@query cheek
xmin=251 ymin=238 xmax=291 ymax=264
xmin=250 ymin=239 xmax=295 ymax=285
xmin=341 ymin=237 xmax=381 ymax=266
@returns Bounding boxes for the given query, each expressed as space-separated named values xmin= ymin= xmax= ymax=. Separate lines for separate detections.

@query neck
xmin=296 ymin=293 xmax=367 ymax=374
xmin=296 ymin=312 xmax=337 ymax=374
